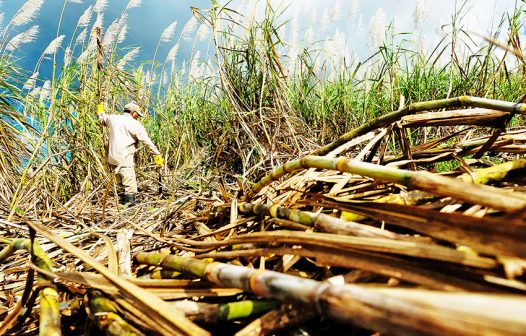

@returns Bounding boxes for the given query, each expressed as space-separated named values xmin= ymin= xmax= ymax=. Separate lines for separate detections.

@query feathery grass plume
xmin=160 ymin=20 xmax=178 ymax=42
xmin=77 ymin=40 xmax=95 ymax=63
xmin=142 ymin=70 xmax=156 ymax=87
xmin=103 ymin=15 xmax=127 ymax=49
xmin=234 ymin=2 xmax=247 ymax=26
xmin=287 ymin=13 xmax=299 ymax=75
xmin=197 ymin=22 xmax=209 ymax=41
xmin=77 ymin=15 xmax=101 ymax=64
xmin=331 ymin=0 xmax=342 ymax=21
xmin=321 ymin=8 xmax=330 ymax=32
xmin=117 ymin=19 xmax=128 ymax=43
xmin=6 ymin=25 xmax=39 ymax=51
xmin=327 ymin=28 xmax=347 ymax=72
xmin=138 ymin=73 xmax=148 ymax=98
xmin=204 ymin=58 xmax=214 ymax=78
xmin=181 ymin=16 xmax=197 ymax=41
xmin=349 ymin=0 xmax=360 ymax=28
xmin=75 ymin=27 xmax=87 ymax=45
xmin=93 ymin=0 xmax=107 ymax=13
xmin=117 ymin=47 xmax=140 ymax=69
xmin=87 ymin=12 xmax=104 ymax=45
xmin=161 ymin=72 xmax=168 ymax=86
xmin=68 ymin=0 xmax=83 ymax=3
xmin=77 ymin=5 xmax=92 ymax=27
xmin=0 ymin=13 xmax=4 ymax=30
xmin=244 ymin=2 xmax=257 ymax=28
xmin=308 ymin=8 xmax=317 ymax=23
xmin=28 ymin=86 xmax=40 ymax=97
xmin=40 ymin=80 xmax=51 ymax=101
xmin=166 ymin=42 xmax=179 ymax=62
xmin=23 ymin=71 xmax=38 ymax=90
xmin=126 ymin=0 xmax=142 ymax=10
xmin=189 ymin=50 xmax=201 ymax=79
xmin=290 ymin=11 xmax=299 ymax=41
xmin=199 ymin=62 xmax=207 ymax=79
xmin=369 ymin=8 xmax=386 ymax=49
xmin=350 ymin=0 xmax=360 ymax=15
xmin=357 ymin=13 xmax=363 ymax=34
xmin=413 ymin=0 xmax=431 ymax=29
xmin=304 ymin=25 xmax=314 ymax=45
xmin=10 ymin=0 xmax=44 ymax=27
xmin=338 ymin=31 xmax=349 ymax=70
xmin=43 ymin=35 xmax=64 ymax=55
xmin=63 ymin=46 xmax=71 ymax=66
xmin=91 ymin=13 xmax=104 ymax=34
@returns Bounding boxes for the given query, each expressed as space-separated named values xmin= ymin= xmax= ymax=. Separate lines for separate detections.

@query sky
xmin=0 ymin=0 xmax=522 ymax=81
xmin=2 ymin=0 xmax=207 ymax=75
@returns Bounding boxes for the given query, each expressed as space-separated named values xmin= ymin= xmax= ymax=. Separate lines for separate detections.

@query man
xmin=97 ymin=102 xmax=163 ymax=204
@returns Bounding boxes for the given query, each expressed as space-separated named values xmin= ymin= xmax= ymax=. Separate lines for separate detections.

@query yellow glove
xmin=97 ymin=103 xmax=105 ymax=114
xmin=154 ymin=154 xmax=164 ymax=167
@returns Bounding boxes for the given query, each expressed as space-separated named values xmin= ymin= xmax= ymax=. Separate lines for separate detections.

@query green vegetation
xmin=0 ymin=0 xmax=525 ymax=218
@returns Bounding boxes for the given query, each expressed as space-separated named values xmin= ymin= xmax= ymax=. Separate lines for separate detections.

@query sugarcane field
xmin=2 ymin=0 xmax=526 ymax=335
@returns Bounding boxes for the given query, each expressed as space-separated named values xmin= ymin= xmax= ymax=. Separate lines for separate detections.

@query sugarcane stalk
xmin=400 ymin=108 xmax=509 ymax=127
xmin=194 ymin=246 xmax=495 ymax=292
xmin=151 ymin=269 xmax=181 ymax=279
xmin=171 ymin=300 xmax=277 ymax=323
xmin=134 ymin=255 xmax=526 ymax=336
xmin=0 ymin=238 xmax=61 ymax=336
xmin=137 ymin=253 xmax=212 ymax=278
xmin=0 ymin=239 xmax=51 ymax=268
xmin=247 ymin=156 xmax=526 ymax=212
xmin=397 ymin=124 xmax=417 ymax=170
xmin=384 ymin=135 xmax=514 ymax=165
xmin=457 ymin=158 xmax=526 ymax=184
xmin=312 ymin=96 xmax=526 ymax=156
xmin=59 ymin=298 xmax=83 ymax=317
xmin=247 ymin=97 xmax=526 ymax=199
xmin=89 ymin=294 xmax=144 ymax=336
xmin=170 ymin=301 xmax=219 ymax=323
xmin=238 ymin=202 xmax=408 ymax=240
xmin=137 ymin=231 xmax=497 ymax=273
xmin=39 ymin=287 xmax=61 ymax=336
xmin=342 ymin=158 xmax=526 ymax=222
xmin=164 ymin=228 xmax=497 ymax=268
xmin=218 ymin=300 xmax=276 ymax=321
xmin=0 ymin=265 xmax=35 ymax=335
xmin=328 ymin=200 xmax=526 ymax=258
xmin=26 ymin=220 xmax=209 ymax=336
xmin=340 ymin=191 xmax=431 ymax=222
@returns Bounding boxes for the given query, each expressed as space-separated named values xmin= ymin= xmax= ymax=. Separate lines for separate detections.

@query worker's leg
xmin=110 ymin=165 xmax=123 ymax=189
xmin=119 ymin=166 xmax=138 ymax=204
xmin=110 ymin=164 xmax=125 ymax=202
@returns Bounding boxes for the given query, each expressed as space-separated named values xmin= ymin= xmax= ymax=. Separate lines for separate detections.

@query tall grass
xmin=0 ymin=0 xmax=525 ymax=216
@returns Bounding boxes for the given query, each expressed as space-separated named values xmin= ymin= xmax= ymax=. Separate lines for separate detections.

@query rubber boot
xmin=122 ymin=194 xmax=135 ymax=205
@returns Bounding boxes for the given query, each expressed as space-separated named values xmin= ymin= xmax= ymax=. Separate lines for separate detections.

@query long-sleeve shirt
xmin=98 ymin=112 xmax=160 ymax=167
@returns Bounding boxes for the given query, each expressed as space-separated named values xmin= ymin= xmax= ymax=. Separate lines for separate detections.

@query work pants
xmin=111 ymin=165 xmax=138 ymax=194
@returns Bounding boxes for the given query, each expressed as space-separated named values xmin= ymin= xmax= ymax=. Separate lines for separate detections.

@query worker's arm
xmin=135 ymin=124 xmax=161 ymax=157
xmin=135 ymin=125 xmax=164 ymax=167
xmin=97 ymin=103 xmax=108 ymax=126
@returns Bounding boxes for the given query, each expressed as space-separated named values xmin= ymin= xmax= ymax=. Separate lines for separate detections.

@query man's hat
xmin=124 ymin=102 xmax=144 ymax=117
